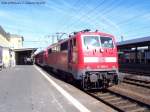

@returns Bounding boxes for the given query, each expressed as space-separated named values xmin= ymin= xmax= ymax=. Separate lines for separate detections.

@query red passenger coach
xmin=34 ymin=50 xmax=48 ymax=67
xmin=36 ymin=30 xmax=119 ymax=90
xmin=34 ymin=51 xmax=44 ymax=66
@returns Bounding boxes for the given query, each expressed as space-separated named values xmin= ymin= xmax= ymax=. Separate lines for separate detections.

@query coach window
xmin=55 ymin=45 xmax=60 ymax=52
xmin=60 ymin=41 xmax=68 ymax=51
xmin=52 ymin=47 xmax=57 ymax=52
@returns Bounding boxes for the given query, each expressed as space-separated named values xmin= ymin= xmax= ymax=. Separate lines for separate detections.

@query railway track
xmin=119 ymin=69 xmax=150 ymax=77
xmin=86 ymin=89 xmax=150 ymax=112
xmin=44 ymin=67 xmax=150 ymax=111
xmin=123 ymin=77 xmax=150 ymax=89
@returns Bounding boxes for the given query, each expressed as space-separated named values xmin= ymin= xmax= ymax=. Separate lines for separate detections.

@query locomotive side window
xmin=84 ymin=36 xmax=100 ymax=47
xmin=52 ymin=46 xmax=57 ymax=52
xmin=56 ymin=45 xmax=60 ymax=52
xmin=73 ymin=38 xmax=76 ymax=46
xmin=60 ymin=41 xmax=68 ymax=51
xmin=48 ymin=49 xmax=52 ymax=54
xmin=100 ymin=37 xmax=114 ymax=48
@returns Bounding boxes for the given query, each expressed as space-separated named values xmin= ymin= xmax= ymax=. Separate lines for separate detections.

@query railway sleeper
xmin=106 ymin=97 xmax=122 ymax=102
xmin=100 ymin=95 xmax=116 ymax=100
xmin=96 ymin=93 xmax=111 ymax=97
xmin=119 ymin=103 xmax=137 ymax=109
xmin=111 ymin=100 xmax=129 ymax=105
xmin=122 ymin=105 xmax=146 ymax=112
xmin=128 ymin=107 xmax=148 ymax=112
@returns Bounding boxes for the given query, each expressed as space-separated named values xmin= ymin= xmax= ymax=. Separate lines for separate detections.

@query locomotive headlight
xmin=90 ymin=74 xmax=98 ymax=83
xmin=105 ymin=57 xmax=117 ymax=62
xmin=84 ymin=57 xmax=99 ymax=63
xmin=86 ymin=66 xmax=91 ymax=70
xmin=112 ymin=66 xmax=116 ymax=69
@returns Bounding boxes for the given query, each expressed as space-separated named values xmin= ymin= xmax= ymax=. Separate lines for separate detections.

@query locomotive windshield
xmin=100 ymin=37 xmax=114 ymax=48
xmin=83 ymin=36 xmax=114 ymax=48
xmin=84 ymin=36 xmax=100 ymax=47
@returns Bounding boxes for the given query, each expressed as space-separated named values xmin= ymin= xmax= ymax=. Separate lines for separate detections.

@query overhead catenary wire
xmin=124 ymin=25 xmax=150 ymax=34
xmin=3 ymin=0 xmax=150 ymax=48
xmin=116 ymin=4 xmax=149 ymax=26
xmin=58 ymin=0 xmax=90 ymax=32
xmin=69 ymin=1 xmax=123 ymax=34
xmin=44 ymin=0 xmax=144 ymax=41
xmin=59 ymin=0 xmax=121 ymax=33
xmin=59 ymin=0 xmax=106 ymax=31
xmin=124 ymin=30 xmax=150 ymax=39
xmin=63 ymin=0 xmax=123 ymax=33
xmin=61 ymin=0 xmax=149 ymax=39
xmin=78 ymin=0 xmax=140 ymax=29
xmin=56 ymin=0 xmax=83 ymax=26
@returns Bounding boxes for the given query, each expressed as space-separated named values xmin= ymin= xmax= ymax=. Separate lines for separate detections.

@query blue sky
xmin=0 ymin=0 xmax=150 ymax=49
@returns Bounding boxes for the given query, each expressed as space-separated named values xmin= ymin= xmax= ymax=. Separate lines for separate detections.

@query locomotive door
xmin=68 ymin=39 xmax=73 ymax=71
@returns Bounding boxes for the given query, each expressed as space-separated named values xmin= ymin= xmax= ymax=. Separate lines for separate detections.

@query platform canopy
xmin=14 ymin=48 xmax=37 ymax=65
xmin=14 ymin=48 xmax=37 ymax=52
xmin=117 ymin=36 xmax=150 ymax=48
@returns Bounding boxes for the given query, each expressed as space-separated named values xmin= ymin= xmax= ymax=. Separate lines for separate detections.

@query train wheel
xmin=104 ymin=80 xmax=110 ymax=88
xmin=73 ymin=80 xmax=82 ymax=88
xmin=66 ymin=74 xmax=74 ymax=84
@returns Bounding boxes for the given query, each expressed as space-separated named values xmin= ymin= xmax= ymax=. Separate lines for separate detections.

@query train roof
xmin=33 ymin=49 xmax=45 ymax=56
xmin=46 ymin=38 xmax=68 ymax=49
xmin=76 ymin=31 xmax=114 ymax=37
xmin=45 ymin=30 xmax=115 ymax=50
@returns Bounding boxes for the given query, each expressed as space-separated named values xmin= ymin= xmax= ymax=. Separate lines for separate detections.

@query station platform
xmin=0 ymin=65 xmax=116 ymax=112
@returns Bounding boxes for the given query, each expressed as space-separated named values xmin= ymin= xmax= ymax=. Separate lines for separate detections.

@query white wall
xmin=2 ymin=47 xmax=10 ymax=68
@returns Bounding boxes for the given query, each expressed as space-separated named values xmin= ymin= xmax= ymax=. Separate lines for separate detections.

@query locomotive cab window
xmin=73 ymin=38 xmax=76 ymax=46
xmin=83 ymin=36 xmax=100 ymax=47
xmin=48 ymin=49 xmax=52 ymax=54
xmin=60 ymin=41 xmax=68 ymax=51
xmin=100 ymin=37 xmax=114 ymax=48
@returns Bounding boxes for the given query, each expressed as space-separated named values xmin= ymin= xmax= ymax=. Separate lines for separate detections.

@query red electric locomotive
xmin=35 ymin=29 xmax=119 ymax=89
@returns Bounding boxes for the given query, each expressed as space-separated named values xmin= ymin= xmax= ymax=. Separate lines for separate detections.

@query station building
xmin=0 ymin=25 xmax=37 ymax=69
xmin=0 ymin=25 xmax=24 ymax=68
xmin=9 ymin=34 xmax=24 ymax=49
